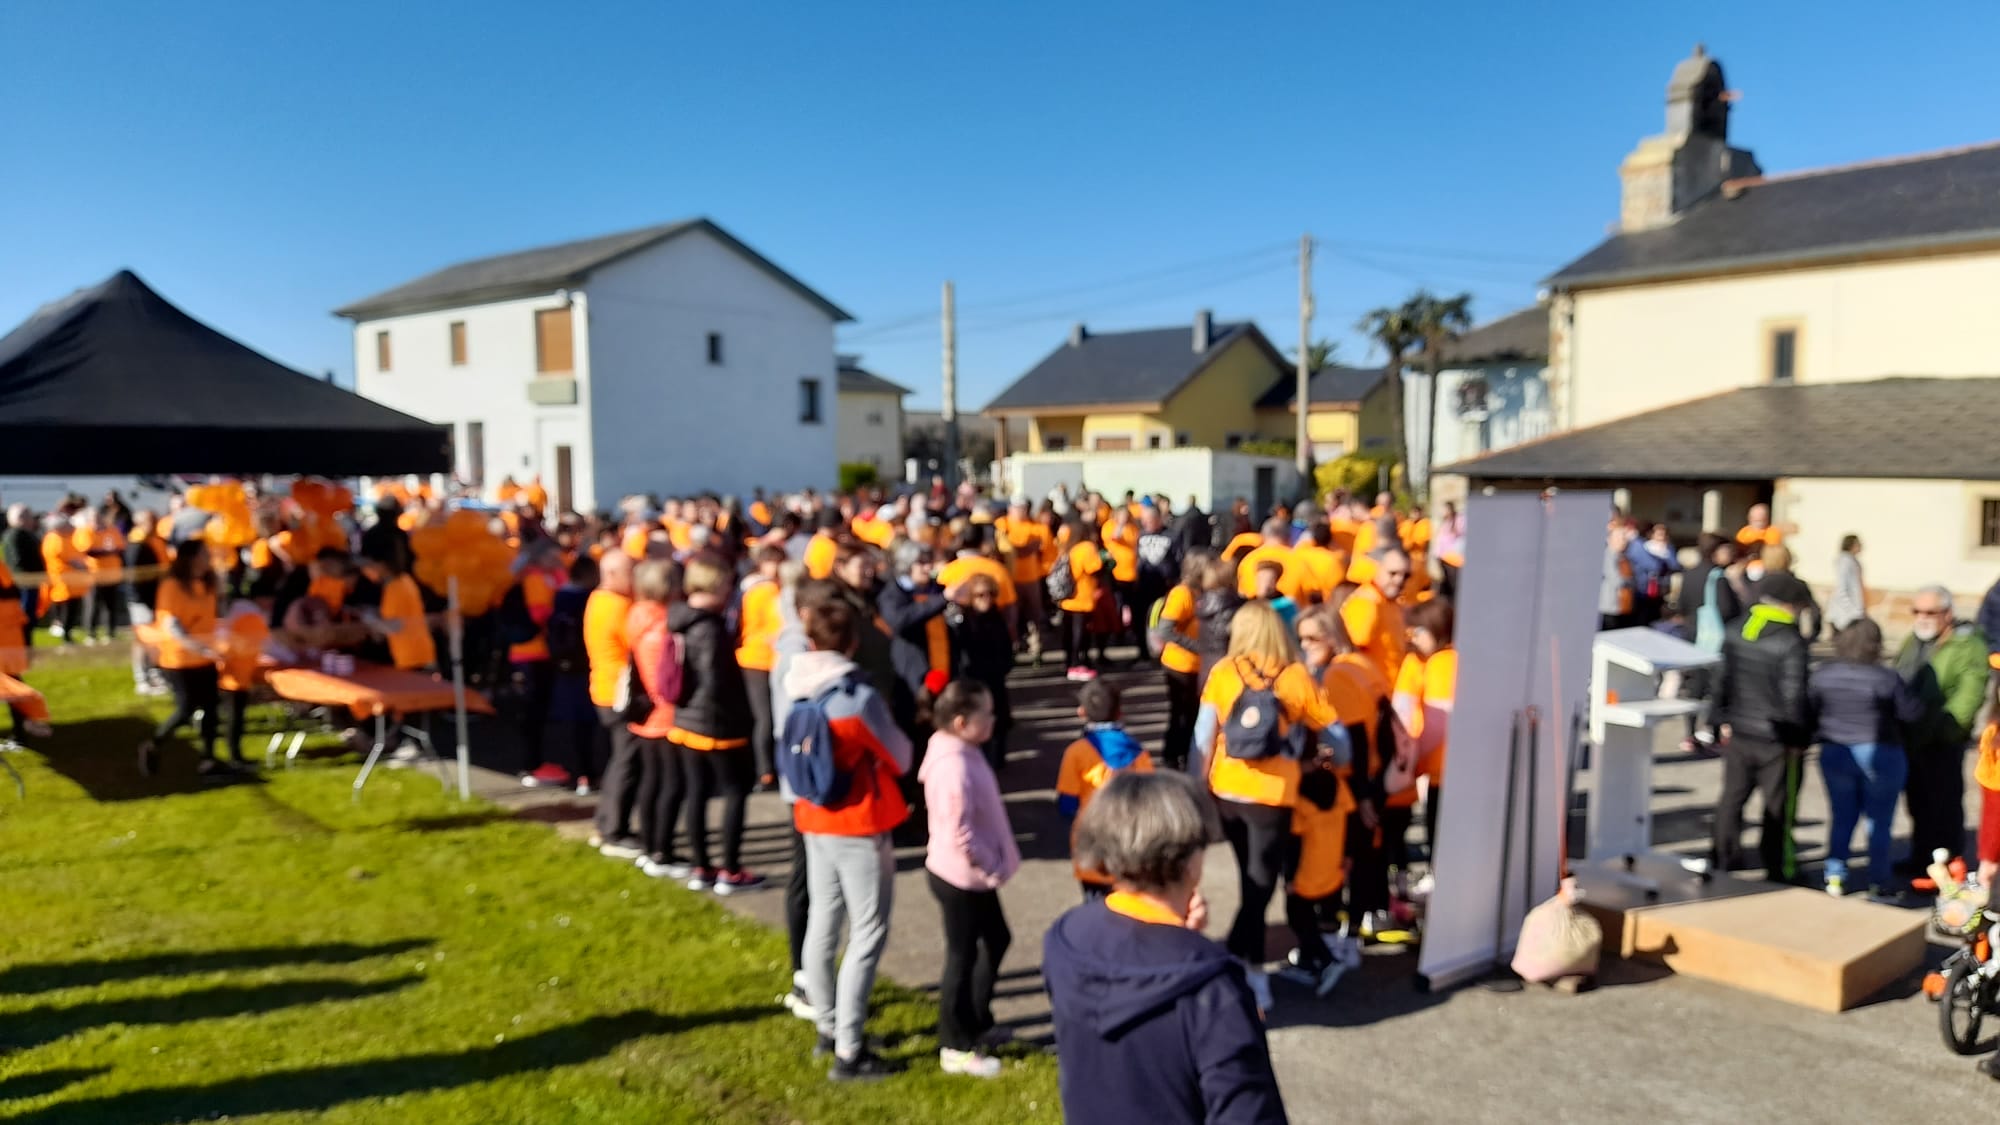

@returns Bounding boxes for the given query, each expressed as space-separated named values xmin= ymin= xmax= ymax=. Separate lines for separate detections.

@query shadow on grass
xmin=1 ymin=1008 xmax=759 ymax=1124
xmin=0 ymin=1067 xmax=110 ymax=1104
xmin=21 ymin=715 xmax=272 ymax=803
xmin=1 ymin=977 xmax=421 ymax=1052
xmin=0 ymin=939 xmax=432 ymax=995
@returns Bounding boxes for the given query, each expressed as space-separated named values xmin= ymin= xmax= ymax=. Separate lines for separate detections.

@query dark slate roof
xmin=1548 ymin=143 xmax=2000 ymax=288
xmin=1440 ymin=377 xmax=2000 ymax=482
xmin=335 ymin=218 xmax=852 ymax=321
xmin=1439 ymin=307 xmax=1547 ymax=365
xmin=1256 ymin=364 xmax=1387 ymax=409
xmin=837 ymin=362 xmax=911 ymax=397
xmin=983 ymin=322 xmax=1280 ymax=412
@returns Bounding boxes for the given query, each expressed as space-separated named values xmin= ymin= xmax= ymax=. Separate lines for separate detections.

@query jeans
xmin=1819 ymin=741 xmax=1907 ymax=883
xmin=927 ymin=871 xmax=1010 ymax=1051
xmin=804 ymin=832 xmax=896 ymax=1059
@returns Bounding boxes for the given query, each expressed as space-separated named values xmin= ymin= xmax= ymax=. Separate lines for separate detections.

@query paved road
xmin=487 ymin=651 xmax=1990 ymax=1123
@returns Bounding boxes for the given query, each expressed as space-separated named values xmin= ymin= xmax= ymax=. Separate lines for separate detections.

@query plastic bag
xmin=1511 ymin=877 xmax=1602 ymax=983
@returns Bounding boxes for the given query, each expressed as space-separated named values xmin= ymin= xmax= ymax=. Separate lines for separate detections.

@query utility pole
xmin=941 ymin=280 xmax=960 ymax=489
xmin=1295 ymin=233 xmax=1313 ymax=483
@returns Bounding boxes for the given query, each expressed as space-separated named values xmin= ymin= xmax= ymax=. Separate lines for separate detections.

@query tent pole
xmin=448 ymin=575 xmax=470 ymax=800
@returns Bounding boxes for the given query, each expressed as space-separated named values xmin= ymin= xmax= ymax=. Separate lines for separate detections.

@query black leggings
xmin=1063 ymin=609 xmax=1098 ymax=668
xmin=744 ymin=669 xmax=775 ymax=782
xmin=1219 ymin=800 xmax=1292 ymax=963
xmin=787 ymin=822 xmax=810 ymax=974
xmin=634 ymin=736 xmax=688 ymax=861
xmin=156 ymin=665 xmax=220 ymax=756
xmin=928 ymin=871 xmax=1012 ymax=1051
xmin=683 ymin=744 xmax=753 ymax=872
xmin=511 ymin=659 xmax=554 ymax=772
xmin=1162 ymin=667 xmax=1199 ymax=771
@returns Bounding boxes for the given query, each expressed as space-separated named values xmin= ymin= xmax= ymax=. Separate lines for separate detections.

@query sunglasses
xmin=1914 ymin=608 xmax=1950 ymax=617
xmin=1297 ymin=631 xmax=1327 ymax=643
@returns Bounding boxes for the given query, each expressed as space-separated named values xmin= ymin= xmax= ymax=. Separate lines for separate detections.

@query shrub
xmin=837 ymin=462 xmax=881 ymax=493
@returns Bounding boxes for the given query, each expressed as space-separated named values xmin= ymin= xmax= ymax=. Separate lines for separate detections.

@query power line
xmin=1319 ymin=237 xmax=1552 ymax=267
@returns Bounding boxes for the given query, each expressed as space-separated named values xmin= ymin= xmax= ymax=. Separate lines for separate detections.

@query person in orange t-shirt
xmin=140 ymin=545 xmax=237 ymax=778
xmin=358 ymin=548 xmax=436 ymax=671
xmin=1341 ymin=547 xmax=1411 ymax=687
xmin=585 ymin=550 xmax=642 ymax=852
xmin=1290 ymin=522 xmax=1348 ymax=607
xmin=1735 ymin=502 xmax=1784 ymax=548
xmin=1058 ymin=518 xmax=1108 ymax=680
xmin=1393 ymin=597 xmax=1456 ymax=852
xmin=735 ymin=546 xmax=787 ymax=789
xmin=1234 ymin=518 xmax=1301 ymax=601
xmin=74 ymin=509 xmax=127 ymax=644
xmin=41 ymin=516 xmax=87 ymax=642
xmin=510 ymin=540 xmax=569 ymax=786
xmin=1056 ymin=680 xmax=1155 ymax=898
xmin=997 ymin=498 xmax=1049 ymax=660
xmin=1147 ymin=551 xmax=1210 ymax=771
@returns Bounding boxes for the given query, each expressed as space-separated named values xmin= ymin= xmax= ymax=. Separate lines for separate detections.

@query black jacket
xmin=1 ymin=528 xmax=42 ymax=576
xmin=1809 ymin=660 xmax=1924 ymax=748
xmin=1043 ymin=900 xmax=1286 ymax=1125
xmin=877 ymin=578 xmax=950 ymax=719
xmin=948 ymin=604 xmax=1013 ymax=707
xmin=835 ymin=580 xmax=897 ymax=704
xmin=1136 ymin=529 xmax=1183 ymax=606
xmin=665 ymin=602 xmax=751 ymax=741
xmin=1677 ymin=561 xmax=1742 ymax=626
xmin=1194 ymin=588 xmax=1244 ymax=678
xmin=1714 ymin=607 xmax=1811 ymax=746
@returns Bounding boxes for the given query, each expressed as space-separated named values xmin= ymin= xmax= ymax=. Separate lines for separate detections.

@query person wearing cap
xmin=1711 ymin=570 xmax=1814 ymax=882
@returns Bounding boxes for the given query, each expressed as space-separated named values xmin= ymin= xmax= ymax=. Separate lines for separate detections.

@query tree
xmin=1356 ymin=304 xmax=1422 ymax=476
xmin=1410 ymin=291 xmax=1474 ymax=499
xmin=1293 ymin=338 xmax=1341 ymax=371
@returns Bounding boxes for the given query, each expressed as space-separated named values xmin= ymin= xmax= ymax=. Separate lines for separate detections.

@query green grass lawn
xmin=0 ymin=650 xmax=1061 ymax=1123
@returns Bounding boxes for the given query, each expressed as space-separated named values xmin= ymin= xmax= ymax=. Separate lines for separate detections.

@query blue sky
xmin=5 ymin=2 xmax=1996 ymax=410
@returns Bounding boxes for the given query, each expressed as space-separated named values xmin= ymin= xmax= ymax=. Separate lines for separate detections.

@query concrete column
xmin=1702 ymin=488 xmax=1723 ymax=532
xmin=991 ymin=415 xmax=1009 ymax=463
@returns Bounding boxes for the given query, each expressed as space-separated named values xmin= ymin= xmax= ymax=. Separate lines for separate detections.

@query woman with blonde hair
xmin=1193 ymin=598 xmax=1349 ymax=1013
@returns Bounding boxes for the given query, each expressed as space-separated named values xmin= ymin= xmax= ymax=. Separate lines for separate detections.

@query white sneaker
xmin=640 ymin=857 xmax=693 ymax=880
xmin=597 ymin=837 xmax=645 ymax=860
xmin=1825 ymin=875 xmax=1845 ymax=897
xmin=48 ymin=625 xmax=64 ymax=640
xmin=782 ymin=987 xmax=818 ymax=1022
xmin=939 ymin=1048 xmax=1002 ymax=1078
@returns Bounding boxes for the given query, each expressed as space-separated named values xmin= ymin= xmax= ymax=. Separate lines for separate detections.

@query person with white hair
xmin=1895 ymin=583 xmax=1988 ymax=870
xmin=1 ymin=504 xmax=45 ymax=648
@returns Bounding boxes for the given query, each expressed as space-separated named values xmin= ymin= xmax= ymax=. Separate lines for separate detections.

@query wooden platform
xmin=1575 ymin=856 xmax=1926 ymax=1012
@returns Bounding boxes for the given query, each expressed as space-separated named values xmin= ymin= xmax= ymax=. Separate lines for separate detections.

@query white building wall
xmin=1780 ymin=476 xmax=2000 ymax=601
xmin=1565 ymin=250 xmax=2000 ymax=428
xmin=1005 ymin=450 xmax=1299 ymax=514
xmin=585 ymin=229 xmax=838 ymax=501
xmin=837 ymin=390 xmax=904 ymax=471
xmin=350 ymin=291 xmax=588 ymax=505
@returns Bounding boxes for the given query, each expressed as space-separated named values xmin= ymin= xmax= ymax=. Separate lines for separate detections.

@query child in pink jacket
xmin=920 ymin=679 xmax=1021 ymax=1079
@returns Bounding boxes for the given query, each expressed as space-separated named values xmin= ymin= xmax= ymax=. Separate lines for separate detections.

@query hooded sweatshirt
xmin=782 ymin=649 xmax=913 ymax=837
xmin=1042 ymin=899 xmax=1287 ymax=1125
xmin=920 ymin=730 xmax=1021 ymax=891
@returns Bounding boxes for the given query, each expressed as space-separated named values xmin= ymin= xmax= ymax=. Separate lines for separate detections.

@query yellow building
xmin=983 ymin=312 xmax=1295 ymax=455
xmin=1445 ymin=45 xmax=2000 ymax=605
xmin=1253 ymin=364 xmax=1396 ymax=463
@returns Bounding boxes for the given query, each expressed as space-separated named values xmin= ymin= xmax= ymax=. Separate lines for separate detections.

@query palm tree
xmin=1410 ymin=291 xmax=1474 ymax=498
xmin=1295 ymin=338 xmax=1340 ymax=371
xmin=1357 ymin=305 xmax=1421 ymax=476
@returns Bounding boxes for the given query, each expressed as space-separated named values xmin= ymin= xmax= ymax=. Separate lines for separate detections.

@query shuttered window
xmin=536 ymin=308 xmax=574 ymax=375
xmin=449 ymin=321 xmax=467 ymax=366
xmin=375 ymin=330 xmax=391 ymax=372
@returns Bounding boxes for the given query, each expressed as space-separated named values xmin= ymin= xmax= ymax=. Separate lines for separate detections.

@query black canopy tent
xmin=0 ymin=270 xmax=451 ymax=476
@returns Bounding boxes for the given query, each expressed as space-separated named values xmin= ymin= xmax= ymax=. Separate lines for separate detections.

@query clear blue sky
xmin=5 ymin=2 xmax=1996 ymax=410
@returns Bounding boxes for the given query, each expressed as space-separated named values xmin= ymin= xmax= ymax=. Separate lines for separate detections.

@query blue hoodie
xmin=1042 ymin=900 xmax=1288 ymax=1125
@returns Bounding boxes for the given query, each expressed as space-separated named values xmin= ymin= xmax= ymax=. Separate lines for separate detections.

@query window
xmin=535 ymin=307 xmax=574 ymax=374
xmin=1225 ymin=433 xmax=1245 ymax=450
xmin=799 ymin=378 xmax=822 ymax=423
xmin=554 ymin=445 xmax=573 ymax=515
xmin=465 ymin=421 xmax=485 ymax=487
xmin=1982 ymin=499 xmax=2000 ymax=548
xmin=1093 ymin=435 xmax=1133 ymax=451
xmin=865 ymin=411 xmax=885 ymax=426
xmin=1768 ymin=324 xmax=1798 ymax=383
xmin=1045 ymin=435 xmax=1069 ymax=451
xmin=707 ymin=333 xmax=723 ymax=365
xmin=1175 ymin=431 xmax=1192 ymax=448
xmin=375 ymin=330 xmax=391 ymax=372
xmin=1148 ymin=434 xmax=1163 ymax=449
xmin=449 ymin=321 xmax=467 ymax=366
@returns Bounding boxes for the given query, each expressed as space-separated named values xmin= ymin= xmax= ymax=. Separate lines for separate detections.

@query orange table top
xmin=265 ymin=664 xmax=494 ymax=719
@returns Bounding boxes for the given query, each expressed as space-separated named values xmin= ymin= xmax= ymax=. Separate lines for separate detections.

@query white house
xmin=335 ymin=219 xmax=851 ymax=512
xmin=835 ymin=357 xmax=910 ymax=476
xmin=1405 ymin=306 xmax=1551 ymax=505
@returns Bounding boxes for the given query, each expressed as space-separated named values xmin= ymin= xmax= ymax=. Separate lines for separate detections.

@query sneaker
xmin=783 ymin=987 xmax=819 ymax=1022
xmin=137 ymin=740 xmax=158 ymax=776
xmin=389 ymin=743 xmax=423 ymax=763
xmin=1825 ymin=875 xmax=1846 ymax=897
xmin=520 ymin=763 xmax=574 ymax=788
xmin=1314 ymin=960 xmax=1350 ymax=997
xmin=1073 ymin=667 xmax=1098 ymax=682
xmin=598 ymin=837 xmax=645 ymax=860
xmin=813 ymin=1033 xmax=837 ymax=1059
xmin=828 ymin=1049 xmax=893 ymax=1083
xmin=195 ymin=756 xmax=239 ymax=779
xmin=1065 ymin=666 xmax=1087 ymax=682
xmin=939 ymin=1048 xmax=1002 ymax=1078
xmin=1693 ymin=729 xmax=1717 ymax=747
xmin=48 ymin=624 xmax=64 ymax=640
xmin=686 ymin=867 xmax=717 ymax=892
xmin=641 ymin=856 xmax=694 ymax=880
xmin=20 ymin=720 xmax=51 ymax=739
xmin=713 ymin=870 xmax=768 ymax=896
xmin=574 ymin=776 xmax=593 ymax=797
xmin=976 ymin=1024 xmax=1015 ymax=1048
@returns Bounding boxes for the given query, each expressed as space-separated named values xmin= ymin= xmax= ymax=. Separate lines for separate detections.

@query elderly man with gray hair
xmin=1895 ymin=584 xmax=1989 ymax=869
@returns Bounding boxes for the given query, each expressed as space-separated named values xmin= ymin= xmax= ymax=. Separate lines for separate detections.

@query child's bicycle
xmin=1924 ymin=861 xmax=1999 ymax=1055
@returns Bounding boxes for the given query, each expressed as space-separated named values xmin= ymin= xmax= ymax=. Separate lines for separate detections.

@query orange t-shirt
xmin=1059 ymin=733 xmax=1155 ymax=885
xmin=1156 ymin=585 xmax=1200 ymax=675
xmin=77 ymin=527 xmax=126 ymax=584
xmin=1105 ymin=538 xmax=1138 ymax=584
xmin=507 ymin=569 xmax=558 ymax=662
xmin=1235 ymin=543 xmax=1301 ymax=600
xmin=1202 ymin=656 xmax=1342 ymax=808
xmin=1341 ymin=584 xmax=1406 ymax=687
xmin=804 ymin=533 xmax=838 ymax=580
xmin=1059 ymin=542 xmax=1104 ymax=614
xmin=41 ymin=531 xmax=82 ymax=602
xmin=1291 ymin=544 xmax=1347 ymax=605
xmin=937 ymin=555 xmax=1017 ymax=607
xmin=1395 ymin=648 xmax=1457 ymax=785
xmin=1000 ymin=519 xmax=1049 ymax=584
xmin=380 ymin=573 xmax=436 ymax=670
xmin=1735 ymin=525 xmax=1784 ymax=548
xmin=1223 ymin=531 xmax=1262 ymax=564
xmin=735 ymin=579 xmax=781 ymax=672
xmin=154 ymin=577 xmax=218 ymax=670
xmin=584 ymin=589 xmax=635 ymax=707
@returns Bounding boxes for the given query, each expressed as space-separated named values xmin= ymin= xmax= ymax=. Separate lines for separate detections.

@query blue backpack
xmin=778 ymin=678 xmax=856 ymax=806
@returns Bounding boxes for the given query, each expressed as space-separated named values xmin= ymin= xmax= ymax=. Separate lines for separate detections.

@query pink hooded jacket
xmin=919 ymin=731 xmax=1021 ymax=892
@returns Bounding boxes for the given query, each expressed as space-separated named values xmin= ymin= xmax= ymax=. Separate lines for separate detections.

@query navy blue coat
xmin=1043 ymin=899 xmax=1287 ymax=1125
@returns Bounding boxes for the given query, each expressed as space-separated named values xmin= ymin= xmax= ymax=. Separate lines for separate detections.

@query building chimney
xmin=1617 ymin=45 xmax=1760 ymax=232
xmin=1069 ymin=323 xmax=1087 ymax=347
xmin=1193 ymin=309 xmax=1213 ymax=353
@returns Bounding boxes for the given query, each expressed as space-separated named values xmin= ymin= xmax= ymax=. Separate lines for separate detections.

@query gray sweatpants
xmin=803 ymin=831 xmax=895 ymax=1058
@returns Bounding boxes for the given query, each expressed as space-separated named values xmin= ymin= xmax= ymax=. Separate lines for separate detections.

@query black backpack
xmin=495 ymin=581 xmax=540 ymax=648
xmin=1224 ymin=659 xmax=1299 ymax=761
xmin=545 ymin=602 xmax=587 ymax=676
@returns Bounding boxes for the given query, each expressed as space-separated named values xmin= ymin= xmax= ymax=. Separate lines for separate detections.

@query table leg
xmin=287 ymin=731 xmax=306 ymax=765
xmin=351 ymin=712 xmax=390 ymax=802
xmin=0 ymin=742 xmax=23 ymax=799
xmin=265 ymin=732 xmax=285 ymax=768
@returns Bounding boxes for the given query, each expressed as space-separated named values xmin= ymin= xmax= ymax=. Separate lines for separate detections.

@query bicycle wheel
xmin=1941 ymin=957 xmax=1991 ymax=1055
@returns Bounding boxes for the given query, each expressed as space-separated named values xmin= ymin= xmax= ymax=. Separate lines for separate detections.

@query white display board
xmin=1417 ymin=488 xmax=1611 ymax=990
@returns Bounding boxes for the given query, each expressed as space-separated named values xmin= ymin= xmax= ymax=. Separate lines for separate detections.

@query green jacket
xmin=1897 ymin=625 xmax=1988 ymax=746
